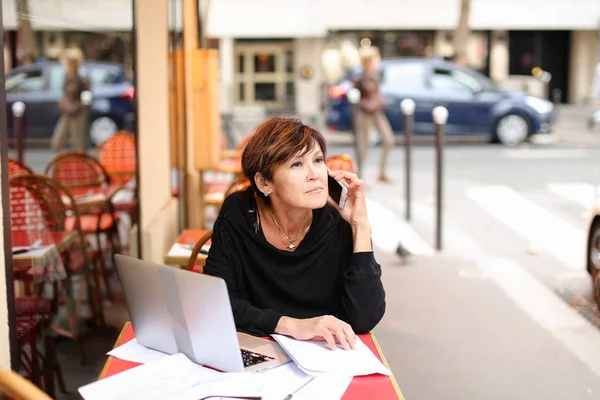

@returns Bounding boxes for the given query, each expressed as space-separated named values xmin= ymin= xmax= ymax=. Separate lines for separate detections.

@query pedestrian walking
xmin=50 ymin=47 xmax=90 ymax=152
xmin=352 ymin=46 xmax=394 ymax=182
xmin=587 ymin=62 xmax=600 ymax=131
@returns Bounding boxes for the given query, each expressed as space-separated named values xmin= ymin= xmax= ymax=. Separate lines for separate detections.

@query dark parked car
xmin=326 ymin=58 xmax=554 ymax=147
xmin=5 ymin=60 xmax=134 ymax=146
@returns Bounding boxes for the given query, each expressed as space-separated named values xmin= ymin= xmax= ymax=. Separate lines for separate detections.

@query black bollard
xmin=432 ymin=106 xmax=448 ymax=251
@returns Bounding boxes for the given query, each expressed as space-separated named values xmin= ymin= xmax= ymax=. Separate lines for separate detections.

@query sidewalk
xmin=8 ymin=148 xmax=57 ymax=173
xmin=374 ymin=249 xmax=600 ymax=399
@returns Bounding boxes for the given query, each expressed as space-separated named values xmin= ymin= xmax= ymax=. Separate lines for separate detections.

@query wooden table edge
xmin=370 ymin=331 xmax=405 ymax=400
xmin=164 ymin=253 xmax=208 ymax=268
xmin=163 ymin=254 xmax=189 ymax=267
xmin=98 ymin=321 xmax=131 ymax=380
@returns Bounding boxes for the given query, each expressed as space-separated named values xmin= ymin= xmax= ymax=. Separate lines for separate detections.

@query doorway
xmin=234 ymin=41 xmax=295 ymax=110
xmin=508 ymin=30 xmax=571 ymax=103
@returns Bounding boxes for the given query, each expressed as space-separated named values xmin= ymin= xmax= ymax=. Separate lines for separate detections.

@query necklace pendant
xmin=288 ymin=243 xmax=296 ymax=250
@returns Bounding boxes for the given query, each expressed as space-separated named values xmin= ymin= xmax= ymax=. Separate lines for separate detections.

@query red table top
xmin=11 ymin=231 xmax=76 ymax=251
xmin=177 ymin=229 xmax=209 ymax=242
xmin=99 ymin=322 xmax=403 ymax=400
xmin=176 ymin=229 xmax=212 ymax=246
xmin=69 ymin=184 xmax=122 ymax=199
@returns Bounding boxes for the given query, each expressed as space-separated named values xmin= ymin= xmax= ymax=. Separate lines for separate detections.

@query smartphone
xmin=328 ymin=174 xmax=348 ymax=209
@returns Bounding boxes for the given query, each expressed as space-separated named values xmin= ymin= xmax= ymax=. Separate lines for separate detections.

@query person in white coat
xmin=587 ymin=62 xmax=600 ymax=131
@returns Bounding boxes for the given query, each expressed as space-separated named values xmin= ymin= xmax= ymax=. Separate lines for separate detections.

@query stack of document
xmin=86 ymin=335 xmax=381 ymax=400
xmin=272 ymin=334 xmax=392 ymax=377
xmin=256 ymin=361 xmax=352 ymax=400
xmin=83 ymin=341 xmax=352 ymax=400
xmin=78 ymin=353 xmax=261 ymax=400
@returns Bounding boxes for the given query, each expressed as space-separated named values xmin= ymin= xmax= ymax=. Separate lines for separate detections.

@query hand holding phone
xmin=327 ymin=169 xmax=348 ymax=209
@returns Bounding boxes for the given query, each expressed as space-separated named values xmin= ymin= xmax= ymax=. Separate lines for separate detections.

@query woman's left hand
xmin=327 ymin=170 xmax=369 ymax=228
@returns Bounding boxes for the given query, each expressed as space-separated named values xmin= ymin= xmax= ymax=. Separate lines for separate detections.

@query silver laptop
xmin=114 ymin=254 xmax=291 ymax=373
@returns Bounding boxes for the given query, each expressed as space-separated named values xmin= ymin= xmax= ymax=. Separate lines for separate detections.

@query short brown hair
xmin=242 ymin=118 xmax=327 ymax=201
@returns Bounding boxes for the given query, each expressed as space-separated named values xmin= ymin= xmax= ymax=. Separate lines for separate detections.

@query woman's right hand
xmin=275 ymin=315 xmax=357 ymax=351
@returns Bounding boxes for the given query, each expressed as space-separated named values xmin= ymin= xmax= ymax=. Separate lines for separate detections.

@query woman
xmin=204 ymin=118 xmax=386 ymax=351
xmin=50 ymin=47 xmax=89 ymax=152
xmin=353 ymin=46 xmax=394 ymax=182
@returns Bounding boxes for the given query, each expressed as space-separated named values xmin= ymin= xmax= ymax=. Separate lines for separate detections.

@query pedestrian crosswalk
xmin=466 ymin=185 xmax=587 ymax=271
xmin=368 ymin=178 xmax=600 ymax=380
xmin=368 ymin=180 xmax=600 ymax=273
xmin=365 ymin=198 xmax=433 ymax=256
xmin=548 ymin=182 xmax=600 ymax=211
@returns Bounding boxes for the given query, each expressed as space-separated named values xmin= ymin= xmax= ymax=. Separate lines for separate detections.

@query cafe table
xmin=11 ymin=230 xmax=79 ymax=338
xmin=212 ymin=157 xmax=242 ymax=175
xmin=163 ymin=229 xmax=211 ymax=268
xmin=61 ymin=184 xmax=123 ymax=211
xmin=99 ymin=322 xmax=404 ymax=399
xmin=11 ymin=230 xmax=76 ymax=270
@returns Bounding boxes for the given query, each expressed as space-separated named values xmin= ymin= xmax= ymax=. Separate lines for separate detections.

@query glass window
xmin=5 ymin=69 xmax=45 ymax=93
xmin=285 ymin=81 xmax=295 ymax=107
xmin=430 ymin=69 xmax=474 ymax=93
xmin=48 ymin=64 xmax=119 ymax=93
xmin=254 ymin=53 xmax=275 ymax=73
xmin=284 ymin=51 xmax=294 ymax=73
xmin=430 ymin=68 xmax=496 ymax=93
xmin=254 ymin=83 xmax=276 ymax=101
xmin=238 ymin=54 xmax=245 ymax=74
xmin=86 ymin=67 xmax=118 ymax=86
xmin=48 ymin=65 xmax=66 ymax=93
xmin=238 ymin=82 xmax=245 ymax=102
xmin=381 ymin=63 xmax=426 ymax=92
xmin=459 ymin=68 xmax=497 ymax=92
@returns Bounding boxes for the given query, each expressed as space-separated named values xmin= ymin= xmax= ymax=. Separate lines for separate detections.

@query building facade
xmin=2 ymin=0 xmax=600 ymax=122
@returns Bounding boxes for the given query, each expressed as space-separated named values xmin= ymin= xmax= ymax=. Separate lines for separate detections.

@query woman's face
xmin=365 ymin=55 xmax=380 ymax=72
xmin=63 ymin=59 xmax=78 ymax=74
xmin=266 ymin=144 xmax=329 ymax=210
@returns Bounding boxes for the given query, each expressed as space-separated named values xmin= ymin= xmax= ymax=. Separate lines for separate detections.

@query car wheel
xmin=495 ymin=114 xmax=529 ymax=147
xmin=588 ymin=219 xmax=600 ymax=309
xmin=89 ymin=116 xmax=119 ymax=146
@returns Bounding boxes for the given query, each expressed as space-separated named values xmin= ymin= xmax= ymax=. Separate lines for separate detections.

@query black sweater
xmin=203 ymin=188 xmax=386 ymax=336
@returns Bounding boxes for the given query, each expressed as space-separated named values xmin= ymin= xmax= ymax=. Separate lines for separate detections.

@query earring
xmin=263 ymin=191 xmax=270 ymax=197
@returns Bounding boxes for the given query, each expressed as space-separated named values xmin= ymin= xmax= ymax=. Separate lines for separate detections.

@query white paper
xmin=12 ymin=244 xmax=56 ymax=258
xmin=272 ymin=335 xmax=392 ymax=377
xmin=99 ymin=339 xmax=354 ymax=399
xmin=256 ymin=362 xmax=351 ymax=400
xmin=161 ymin=377 xmax=261 ymax=400
xmin=74 ymin=192 xmax=108 ymax=202
xmin=168 ymin=242 xmax=210 ymax=257
xmin=168 ymin=243 xmax=193 ymax=257
xmin=106 ymin=339 xmax=169 ymax=364
xmin=112 ymin=189 xmax=135 ymax=204
xmin=79 ymin=353 xmax=261 ymax=400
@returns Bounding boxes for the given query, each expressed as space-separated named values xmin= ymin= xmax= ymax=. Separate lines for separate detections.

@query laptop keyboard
xmin=241 ymin=349 xmax=274 ymax=368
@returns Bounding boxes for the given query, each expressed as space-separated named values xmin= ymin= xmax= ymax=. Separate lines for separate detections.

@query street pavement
xmin=8 ymin=104 xmax=600 ymax=399
xmin=353 ymin=141 xmax=600 ymax=399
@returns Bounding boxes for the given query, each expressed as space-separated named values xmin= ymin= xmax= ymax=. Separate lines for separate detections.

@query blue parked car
xmin=5 ymin=60 xmax=135 ymax=146
xmin=326 ymin=58 xmax=554 ymax=147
